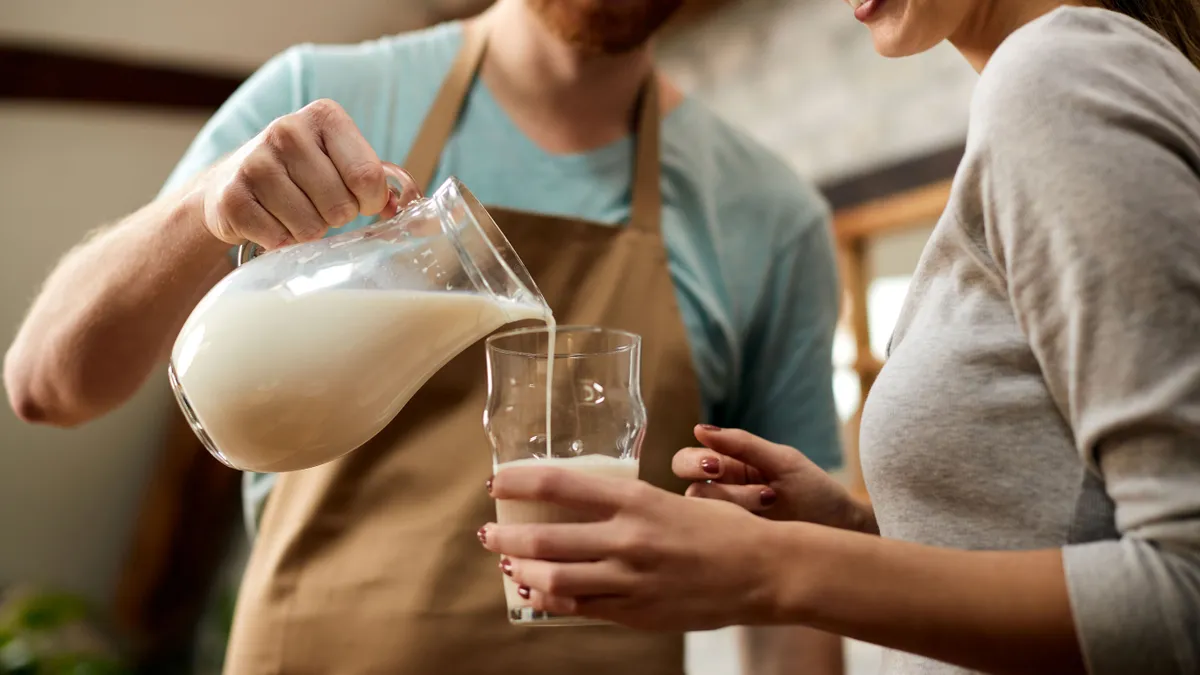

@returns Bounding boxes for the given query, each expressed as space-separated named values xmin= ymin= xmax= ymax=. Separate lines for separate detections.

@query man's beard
xmin=524 ymin=0 xmax=685 ymax=55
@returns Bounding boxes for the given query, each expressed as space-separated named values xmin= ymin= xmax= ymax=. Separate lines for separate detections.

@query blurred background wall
xmin=657 ymin=0 xmax=975 ymax=181
xmin=0 ymin=1 xmax=974 ymax=672
xmin=0 ymin=0 xmax=471 ymax=613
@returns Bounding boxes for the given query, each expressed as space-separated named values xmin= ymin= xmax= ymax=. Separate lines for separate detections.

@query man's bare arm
xmin=4 ymin=177 xmax=231 ymax=426
xmin=4 ymin=98 xmax=398 ymax=427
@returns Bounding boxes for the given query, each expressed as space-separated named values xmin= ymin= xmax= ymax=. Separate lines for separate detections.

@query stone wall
xmin=657 ymin=0 xmax=979 ymax=183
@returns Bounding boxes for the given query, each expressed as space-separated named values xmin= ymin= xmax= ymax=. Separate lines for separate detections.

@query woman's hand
xmin=481 ymin=466 xmax=783 ymax=631
xmin=675 ymin=426 xmax=877 ymax=535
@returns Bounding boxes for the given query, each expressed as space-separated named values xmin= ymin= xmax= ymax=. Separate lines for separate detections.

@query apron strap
xmin=628 ymin=76 xmax=661 ymax=235
xmin=403 ymin=22 xmax=489 ymax=192
xmin=402 ymin=20 xmax=662 ymax=234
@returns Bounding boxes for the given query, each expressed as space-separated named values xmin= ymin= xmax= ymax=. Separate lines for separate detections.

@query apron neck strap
xmin=628 ymin=76 xmax=660 ymax=235
xmin=402 ymin=21 xmax=489 ymax=193
xmin=403 ymin=20 xmax=662 ymax=235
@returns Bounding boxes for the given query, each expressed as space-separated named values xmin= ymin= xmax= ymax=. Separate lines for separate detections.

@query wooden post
xmin=833 ymin=179 xmax=952 ymax=503
xmin=112 ymin=408 xmax=242 ymax=670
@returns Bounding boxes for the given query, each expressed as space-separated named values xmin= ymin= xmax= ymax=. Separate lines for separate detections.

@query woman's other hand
xmin=481 ymin=467 xmax=782 ymax=631
xmin=674 ymin=425 xmax=877 ymax=535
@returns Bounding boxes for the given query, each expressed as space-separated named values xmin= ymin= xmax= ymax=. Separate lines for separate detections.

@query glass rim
xmin=435 ymin=177 xmax=546 ymax=306
xmin=486 ymin=325 xmax=642 ymax=358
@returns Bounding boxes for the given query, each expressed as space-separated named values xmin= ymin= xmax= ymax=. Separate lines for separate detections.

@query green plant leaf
xmin=10 ymin=594 xmax=89 ymax=633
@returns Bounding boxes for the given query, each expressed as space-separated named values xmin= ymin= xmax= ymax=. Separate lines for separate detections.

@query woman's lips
xmin=851 ymin=0 xmax=884 ymax=21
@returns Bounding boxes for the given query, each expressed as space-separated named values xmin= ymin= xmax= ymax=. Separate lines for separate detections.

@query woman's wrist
xmin=844 ymin=495 xmax=879 ymax=536
xmin=751 ymin=520 xmax=877 ymax=626
xmin=748 ymin=521 xmax=828 ymax=625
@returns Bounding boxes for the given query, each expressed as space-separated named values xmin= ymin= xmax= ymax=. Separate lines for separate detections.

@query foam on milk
xmin=494 ymin=455 xmax=639 ymax=622
xmin=172 ymin=288 xmax=548 ymax=472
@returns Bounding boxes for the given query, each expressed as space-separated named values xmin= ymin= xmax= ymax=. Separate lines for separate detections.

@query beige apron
xmin=224 ymin=22 xmax=702 ymax=675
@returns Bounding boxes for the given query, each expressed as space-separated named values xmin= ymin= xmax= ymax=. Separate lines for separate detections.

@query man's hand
xmin=198 ymin=99 xmax=417 ymax=248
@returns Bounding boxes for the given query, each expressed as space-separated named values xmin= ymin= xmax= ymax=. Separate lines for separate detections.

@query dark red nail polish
xmin=499 ymin=558 xmax=513 ymax=576
xmin=518 ymin=585 xmax=531 ymax=599
xmin=698 ymin=424 xmax=721 ymax=431
xmin=700 ymin=457 xmax=721 ymax=475
xmin=477 ymin=526 xmax=488 ymax=545
xmin=486 ymin=477 xmax=493 ymax=493
xmin=760 ymin=487 xmax=778 ymax=508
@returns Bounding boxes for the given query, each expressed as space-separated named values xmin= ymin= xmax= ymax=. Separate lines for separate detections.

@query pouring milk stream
xmin=168 ymin=170 xmax=559 ymax=472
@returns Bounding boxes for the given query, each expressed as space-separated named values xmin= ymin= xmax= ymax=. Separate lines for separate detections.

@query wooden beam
xmin=820 ymin=143 xmax=963 ymax=211
xmin=834 ymin=179 xmax=952 ymax=243
xmin=837 ymin=239 xmax=876 ymax=497
xmin=0 ymin=43 xmax=246 ymax=110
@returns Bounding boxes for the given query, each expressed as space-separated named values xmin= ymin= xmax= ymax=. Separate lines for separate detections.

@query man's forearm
xmin=4 ymin=183 xmax=232 ymax=426
xmin=766 ymin=524 xmax=1084 ymax=675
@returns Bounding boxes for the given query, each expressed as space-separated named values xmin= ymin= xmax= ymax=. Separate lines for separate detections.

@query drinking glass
xmin=484 ymin=326 xmax=647 ymax=626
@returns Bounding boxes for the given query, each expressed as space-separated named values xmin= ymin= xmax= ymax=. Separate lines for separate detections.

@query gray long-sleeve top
xmin=859 ymin=7 xmax=1200 ymax=674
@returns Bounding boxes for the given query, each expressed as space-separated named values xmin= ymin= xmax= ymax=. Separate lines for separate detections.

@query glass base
xmin=168 ymin=362 xmax=235 ymax=469
xmin=508 ymin=607 xmax=609 ymax=627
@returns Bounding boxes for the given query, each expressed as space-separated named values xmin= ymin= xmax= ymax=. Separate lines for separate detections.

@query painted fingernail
xmin=477 ymin=526 xmax=488 ymax=546
xmin=499 ymin=558 xmax=513 ymax=576
xmin=486 ymin=477 xmax=493 ymax=494
xmin=760 ymin=487 xmax=777 ymax=508
xmin=698 ymin=424 xmax=721 ymax=431
xmin=700 ymin=457 xmax=721 ymax=475
xmin=518 ymin=585 xmax=531 ymax=599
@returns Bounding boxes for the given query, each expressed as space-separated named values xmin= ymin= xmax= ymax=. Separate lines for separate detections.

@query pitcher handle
xmin=236 ymin=162 xmax=424 ymax=267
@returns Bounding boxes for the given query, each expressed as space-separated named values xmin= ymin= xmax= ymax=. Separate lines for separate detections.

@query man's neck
xmin=476 ymin=0 xmax=658 ymax=154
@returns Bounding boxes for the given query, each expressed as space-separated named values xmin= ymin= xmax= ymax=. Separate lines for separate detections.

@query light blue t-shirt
xmin=160 ymin=23 xmax=842 ymax=528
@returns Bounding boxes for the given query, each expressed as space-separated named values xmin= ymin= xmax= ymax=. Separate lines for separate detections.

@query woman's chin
xmin=869 ymin=25 xmax=944 ymax=58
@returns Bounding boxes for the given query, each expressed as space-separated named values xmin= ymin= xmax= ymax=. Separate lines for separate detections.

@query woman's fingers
xmin=685 ymin=481 xmax=777 ymax=513
xmin=481 ymin=522 xmax=612 ymax=561
xmin=672 ymin=446 xmax=761 ymax=484
xmin=490 ymin=466 xmax=653 ymax=516
xmin=505 ymin=558 xmax=634 ymax=597
xmin=525 ymin=589 xmax=579 ymax=616
xmin=508 ymin=562 xmax=640 ymax=626
xmin=520 ymin=590 xmax=630 ymax=625
xmin=693 ymin=426 xmax=799 ymax=480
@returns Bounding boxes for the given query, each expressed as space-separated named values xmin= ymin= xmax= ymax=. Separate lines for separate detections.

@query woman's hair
xmin=1097 ymin=0 xmax=1200 ymax=67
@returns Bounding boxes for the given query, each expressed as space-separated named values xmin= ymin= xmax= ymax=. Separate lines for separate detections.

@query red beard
xmin=524 ymin=0 xmax=685 ymax=55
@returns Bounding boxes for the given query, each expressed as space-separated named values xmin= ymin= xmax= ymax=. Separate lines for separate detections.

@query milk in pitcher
xmin=170 ymin=288 xmax=548 ymax=472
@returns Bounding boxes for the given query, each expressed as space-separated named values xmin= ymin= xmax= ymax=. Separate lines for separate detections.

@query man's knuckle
xmin=303 ymin=98 xmax=344 ymax=125
xmin=237 ymin=152 xmax=278 ymax=185
xmin=219 ymin=184 xmax=257 ymax=222
xmin=342 ymin=161 xmax=384 ymax=194
xmin=327 ymin=198 xmax=359 ymax=224
xmin=264 ymin=118 xmax=305 ymax=154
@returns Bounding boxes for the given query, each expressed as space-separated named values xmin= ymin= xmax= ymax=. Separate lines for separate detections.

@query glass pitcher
xmin=168 ymin=165 xmax=550 ymax=473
